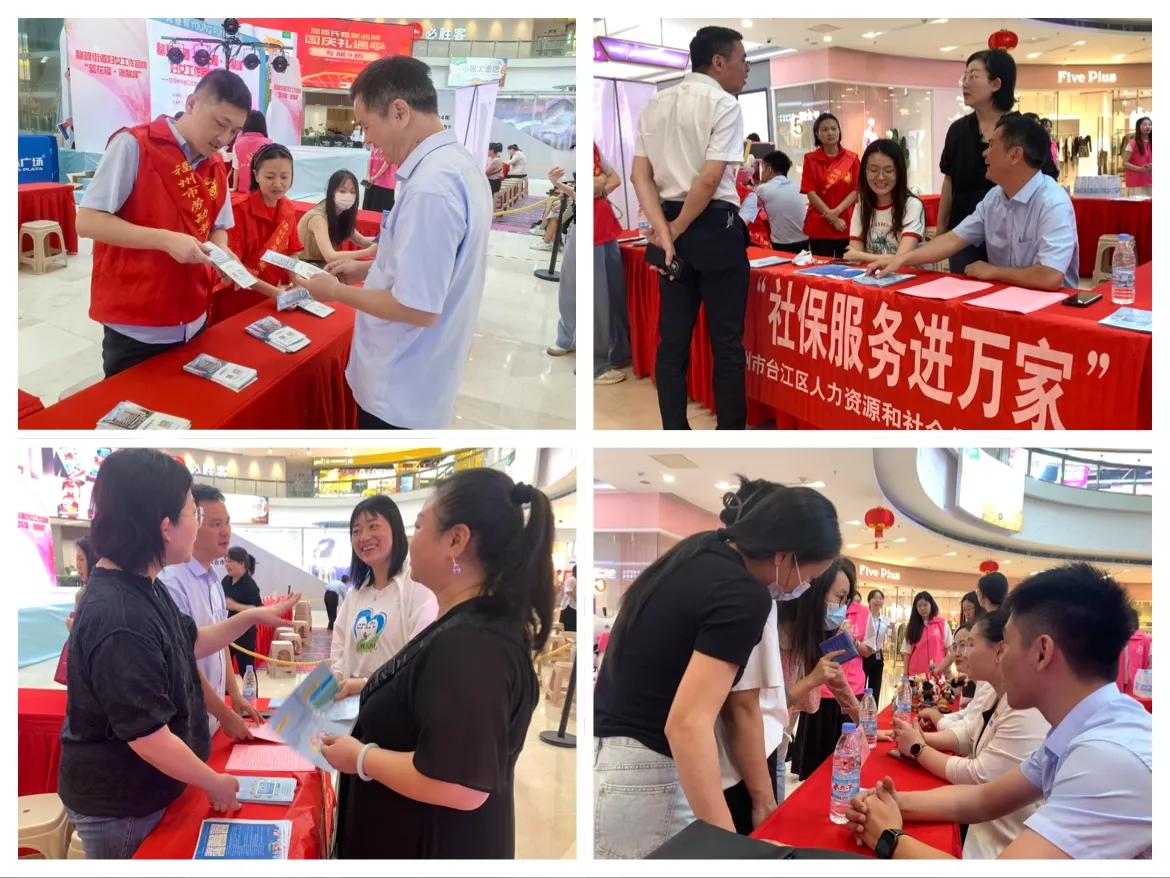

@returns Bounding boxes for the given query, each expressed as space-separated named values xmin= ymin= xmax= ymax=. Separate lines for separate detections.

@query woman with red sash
xmin=902 ymin=590 xmax=953 ymax=676
xmin=800 ymin=112 xmax=861 ymax=258
xmin=735 ymin=179 xmax=772 ymax=249
xmin=210 ymin=143 xmax=302 ymax=325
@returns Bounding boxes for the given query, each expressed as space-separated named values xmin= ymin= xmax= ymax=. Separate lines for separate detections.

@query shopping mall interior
xmin=593 ymin=446 xmax=1152 ymax=800
xmin=17 ymin=18 xmax=577 ymax=430
xmin=594 ymin=18 xmax=1153 ymax=430
xmin=18 ymin=445 xmax=578 ymax=859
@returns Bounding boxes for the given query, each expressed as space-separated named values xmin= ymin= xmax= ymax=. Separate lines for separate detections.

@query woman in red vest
xmin=902 ymin=591 xmax=953 ymax=676
xmin=210 ymin=143 xmax=303 ymax=325
xmin=800 ymin=112 xmax=861 ymax=259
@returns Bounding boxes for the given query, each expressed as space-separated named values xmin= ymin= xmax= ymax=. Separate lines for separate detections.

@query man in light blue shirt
xmin=867 ymin=114 xmax=1080 ymax=291
xmin=301 ymin=56 xmax=492 ymax=429
xmin=754 ymin=151 xmax=809 ymax=252
xmin=160 ymin=485 xmax=260 ymax=740
xmin=844 ymin=562 xmax=1151 ymax=860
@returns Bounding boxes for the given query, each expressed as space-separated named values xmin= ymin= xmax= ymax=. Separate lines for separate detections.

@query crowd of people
xmin=76 ymin=57 xmax=494 ymax=430
xmin=592 ymin=476 xmax=1152 ymax=860
xmin=623 ymin=25 xmax=1149 ymax=429
xmin=56 ymin=448 xmax=557 ymax=859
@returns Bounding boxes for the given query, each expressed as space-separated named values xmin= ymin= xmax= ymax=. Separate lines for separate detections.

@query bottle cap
xmin=864 ymin=688 xmax=873 ymax=694
xmin=247 ymin=664 xmax=254 ymax=671
xmin=842 ymin=722 xmax=857 ymax=733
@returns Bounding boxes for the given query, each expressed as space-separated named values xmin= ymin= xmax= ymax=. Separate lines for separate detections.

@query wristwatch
xmin=908 ymin=741 xmax=924 ymax=760
xmin=876 ymin=828 xmax=906 ymax=859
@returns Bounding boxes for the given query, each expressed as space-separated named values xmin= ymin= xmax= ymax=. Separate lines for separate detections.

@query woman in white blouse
xmin=889 ymin=609 xmax=1050 ymax=858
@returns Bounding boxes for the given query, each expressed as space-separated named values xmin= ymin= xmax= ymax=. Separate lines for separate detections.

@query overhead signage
xmin=858 ymin=563 xmax=901 ymax=581
xmin=1057 ymin=68 xmax=1118 ymax=85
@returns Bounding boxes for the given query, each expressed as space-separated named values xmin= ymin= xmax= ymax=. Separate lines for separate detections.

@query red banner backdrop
xmin=243 ymin=18 xmax=414 ymax=89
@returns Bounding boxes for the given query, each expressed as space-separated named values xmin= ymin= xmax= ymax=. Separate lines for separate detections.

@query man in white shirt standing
xmin=754 ymin=150 xmax=810 ymax=253
xmin=857 ymin=588 xmax=891 ymax=704
xmin=631 ymin=26 xmax=751 ymax=430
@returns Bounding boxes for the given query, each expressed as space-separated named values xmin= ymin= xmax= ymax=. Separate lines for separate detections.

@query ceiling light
xmin=904 ymin=558 xmax=915 ymax=562
xmin=1122 ymin=568 xmax=1130 ymax=572
xmin=1113 ymin=54 xmax=1126 ymax=60
xmin=1003 ymin=560 xmax=1011 ymax=564
xmin=940 ymin=46 xmax=958 ymax=52
xmin=802 ymin=481 xmax=827 ymax=489
xmin=741 ymin=19 xmax=753 ymax=28
xmin=1073 ymin=40 xmax=1086 ymax=46
xmin=862 ymin=32 xmax=883 ymax=39
xmin=823 ymin=35 xmax=832 ymax=43
xmin=845 ymin=519 xmax=862 ymax=526
xmin=944 ymin=551 xmax=957 ymax=556
xmin=715 ymin=481 xmax=732 ymax=491
xmin=662 ymin=474 xmax=675 ymax=483
xmin=932 ymin=18 xmax=949 ymax=24
xmin=268 ymin=449 xmax=273 ymax=454
xmin=1026 ymin=52 xmax=1042 ymax=59
xmin=845 ymin=543 xmax=860 ymax=549
xmin=894 ymin=538 xmax=907 ymax=543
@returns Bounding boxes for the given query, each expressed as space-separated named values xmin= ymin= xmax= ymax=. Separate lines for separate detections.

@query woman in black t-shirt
xmin=593 ymin=483 xmax=842 ymax=859
xmin=320 ymin=469 xmax=554 ymax=859
xmin=221 ymin=546 xmax=263 ymax=674
xmin=938 ymin=50 xmax=1060 ymax=276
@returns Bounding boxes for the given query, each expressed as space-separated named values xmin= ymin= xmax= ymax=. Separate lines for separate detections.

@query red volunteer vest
xmin=90 ymin=115 xmax=228 ymax=327
xmin=593 ymin=144 xmax=623 ymax=246
xmin=223 ymin=190 xmax=299 ymax=289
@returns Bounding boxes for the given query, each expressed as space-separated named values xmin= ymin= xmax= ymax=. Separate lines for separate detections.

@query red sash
xmin=140 ymin=132 xmax=223 ymax=241
xmin=593 ymin=143 xmax=623 ymax=245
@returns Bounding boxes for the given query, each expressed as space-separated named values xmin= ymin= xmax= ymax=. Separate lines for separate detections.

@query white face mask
xmin=769 ymin=557 xmax=811 ymax=601
xmin=334 ymin=193 xmax=356 ymax=211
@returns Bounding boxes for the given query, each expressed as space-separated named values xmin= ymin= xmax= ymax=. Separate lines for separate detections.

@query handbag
xmin=54 ymin=627 xmax=71 ymax=686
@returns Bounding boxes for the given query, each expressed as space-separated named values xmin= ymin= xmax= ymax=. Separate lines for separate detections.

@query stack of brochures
xmin=1099 ymin=307 xmax=1152 ymax=333
xmin=97 ymin=401 xmax=191 ymax=430
xmin=261 ymin=250 xmax=328 ymax=279
xmin=193 ymin=819 xmax=291 ymax=860
xmin=183 ymin=354 xmax=258 ymax=391
xmin=275 ymin=287 xmax=333 ymax=317
xmin=246 ymin=317 xmax=310 ymax=353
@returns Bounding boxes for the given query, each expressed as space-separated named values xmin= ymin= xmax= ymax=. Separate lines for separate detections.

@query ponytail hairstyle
xmin=431 ymin=469 xmax=555 ymax=654
xmin=607 ymin=480 xmax=842 ymax=666
xmin=348 ymin=495 xmax=408 ymax=590
xmin=227 ymin=545 xmax=256 ymax=576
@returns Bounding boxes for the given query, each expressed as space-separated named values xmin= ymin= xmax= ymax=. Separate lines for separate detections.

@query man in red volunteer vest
xmin=77 ymin=69 xmax=252 ymax=377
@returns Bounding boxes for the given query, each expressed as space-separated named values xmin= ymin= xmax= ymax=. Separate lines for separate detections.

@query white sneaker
xmin=529 ymin=225 xmax=545 ymax=236
xmin=531 ymin=241 xmax=553 ymax=251
xmin=594 ymin=369 xmax=626 ymax=385
xmin=546 ymin=344 xmax=574 ymax=356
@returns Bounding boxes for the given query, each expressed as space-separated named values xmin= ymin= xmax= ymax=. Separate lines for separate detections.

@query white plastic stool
xmin=268 ymin=640 xmax=295 ymax=678
xmin=18 ymin=793 xmax=69 ymax=859
xmin=18 ymin=221 xmax=67 ymax=275
xmin=67 ymin=828 xmax=85 ymax=859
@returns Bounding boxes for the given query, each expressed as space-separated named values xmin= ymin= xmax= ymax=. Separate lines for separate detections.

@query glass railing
xmin=1007 ymin=447 xmax=1152 ymax=495
xmin=192 ymin=447 xmax=516 ymax=499
xmin=411 ymin=35 xmax=575 ymax=59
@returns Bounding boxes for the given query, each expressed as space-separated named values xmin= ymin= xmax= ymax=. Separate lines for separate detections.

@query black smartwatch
xmin=909 ymin=741 xmax=924 ymax=760
xmin=875 ymin=828 xmax=906 ymax=859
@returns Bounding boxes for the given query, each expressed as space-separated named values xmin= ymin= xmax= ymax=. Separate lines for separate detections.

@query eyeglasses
xmin=954 ymin=642 xmax=972 ymax=654
xmin=959 ymin=72 xmax=987 ymax=86
xmin=189 ymin=506 xmax=204 ymax=528
xmin=866 ymin=167 xmax=897 ymax=179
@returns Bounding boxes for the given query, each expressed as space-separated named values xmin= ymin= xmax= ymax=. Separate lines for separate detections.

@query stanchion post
xmin=534 ymin=193 xmax=569 ymax=283
xmin=539 ymin=656 xmax=577 ymax=748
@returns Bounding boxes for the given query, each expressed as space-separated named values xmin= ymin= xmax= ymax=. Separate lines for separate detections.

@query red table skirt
xmin=753 ymin=705 xmax=962 ymax=857
xmin=18 ymin=688 xmax=69 ymax=796
xmin=621 ymin=244 xmax=1151 ymax=430
xmin=253 ymin=595 xmax=295 ymax=662
xmin=917 ymin=193 xmax=1151 ymax=278
xmin=18 ymin=299 xmax=359 ymax=430
xmin=18 ymin=182 xmax=79 ymax=254
xmin=18 ymin=389 xmax=45 ymax=420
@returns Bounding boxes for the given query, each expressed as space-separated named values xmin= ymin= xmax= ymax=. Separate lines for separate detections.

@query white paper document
xmin=261 ymin=250 xmax=327 ymax=278
xmin=895 ymin=277 xmax=993 ymax=300
xmin=203 ymin=242 xmax=258 ymax=289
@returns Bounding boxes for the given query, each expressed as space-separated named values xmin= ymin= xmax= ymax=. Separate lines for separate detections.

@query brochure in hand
xmin=265 ymin=662 xmax=356 ymax=771
xmin=183 ymin=354 xmax=258 ymax=392
xmin=235 ymin=776 xmax=297 ymax=805
xmin=818 ymin=631 xmax=860 ymax=665
xmin=276 ymin=287 xmax=335 ymax=317
xmin=245 ymin=317 xmax=310 ymax=353
xmin=1098 ymin=307 xmax=1152 ymax=333
xmin=97 ymin=401 xmax=191 ymax=430
xmin=203 ymin=242 xmax=258 ymax=289
xmin=193 ymin=819 xmax=291 ymax=860
xmin=261 ymin=250 xmax=327 ymax=279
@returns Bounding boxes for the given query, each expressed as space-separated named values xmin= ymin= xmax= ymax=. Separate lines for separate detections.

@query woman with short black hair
xmin=59 ymin=449 xmax=298 ymax=858
xmin=322 ymin=469 xmax=554 ymax=858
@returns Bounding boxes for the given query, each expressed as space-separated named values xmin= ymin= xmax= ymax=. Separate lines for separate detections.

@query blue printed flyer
xmin=193 ymin=819 xmax=291 ymax=860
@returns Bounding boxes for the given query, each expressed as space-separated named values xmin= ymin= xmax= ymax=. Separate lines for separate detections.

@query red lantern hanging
xmin=410 ymin=22 xmax=424 ymax=40
xmin=863 ymin=506 xmax=895 ymax=549
xmin=988 ymin=29 xmax=1019 ymax=52
xmin=979 ymin=560 xmax=1000 ymax=574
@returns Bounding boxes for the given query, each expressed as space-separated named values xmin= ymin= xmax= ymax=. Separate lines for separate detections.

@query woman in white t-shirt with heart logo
xmin=844 ymin=139 xmax=926 ymax=262
xmin=330 ymin=495 xmax=438 ymax=698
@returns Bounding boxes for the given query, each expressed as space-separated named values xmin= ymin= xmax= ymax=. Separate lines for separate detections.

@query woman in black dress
xmin=221 ymin=546 xmax=263 ymax=674
xmin=321 ymin=468 xmax=554 ymax=859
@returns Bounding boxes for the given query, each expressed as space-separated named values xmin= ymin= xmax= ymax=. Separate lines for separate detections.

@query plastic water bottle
xmin=860 ymin=688 xmax=879 ymax=749
xmin=894 ymin=677 xmax=913 ymax=727
xmin=1111 ymin=234 xmax=1137 ymax=305
xmin=637 ymin=207 xmax=651 ymax=236
xmin=829 ymin=722 xmax=862 ymax=824
xmin=242 ymin=664 xmax=257 ymax=706
xmin=853 ymin=722 xmax=871 ymax=766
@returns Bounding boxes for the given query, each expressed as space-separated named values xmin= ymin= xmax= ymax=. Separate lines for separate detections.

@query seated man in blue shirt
xmin=845 ymin=562 xmax=1151 ymax=859
xmin=865 ymin=114 xmax=1080 ymax=291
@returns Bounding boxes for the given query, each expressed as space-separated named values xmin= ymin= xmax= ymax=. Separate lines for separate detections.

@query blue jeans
xmin=554 ymin=226 xmax=576 ymax=350
xmin=594 ymin=736 xmax=695 ymax=859
xmin=63 ymin=805 xmax=166 ymax=859
xmin=594 ymin=240 xmax=632 ymax=377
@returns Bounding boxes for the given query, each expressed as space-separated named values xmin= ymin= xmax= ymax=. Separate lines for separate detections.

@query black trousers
xmin=724 ymin=748 xmax=780 ymax=835
xmin=772 ymin=239 xmax=809 ymax=254
xmin=102 ymin=325 xmax=203 ymax=378
xmin=655 ymin=201 xmax=750 ymax=430
xmin=324 ymin=590 xmax=340 ymax=630
xmin=862 ymin=653 xmax=885 ymax=705
xmin=356 ymin=405 xmax=404 ymax=430
xmin=560 ymin=606 xmax=577 ymax=632
xmin=808 ymin=238 xmax=848 ymax=258
xmin=362 ymin=185 xmax=395 ymax=214
xmin=489 ymin=178 xmax=502 ymax=195
xmin=948 ymin=240 xmax=989 ymax=276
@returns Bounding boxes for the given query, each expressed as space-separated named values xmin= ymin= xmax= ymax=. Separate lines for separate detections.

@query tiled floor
xmin=20 ymin=611 xmax=576 ymax=860
xmin=17 ymin=194 xmax=574 ymax=430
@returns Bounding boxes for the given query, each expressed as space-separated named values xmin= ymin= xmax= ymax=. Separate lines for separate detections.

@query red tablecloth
xmin=18 ymin=688 xmax=69 ymax=796
xmin=917 ymin=193 xmax=1151 ymax=278
xmin=18 ymin=182 xmax=79 ymax=254
xmin=18 ymin=299 xmax=358 ymax=430
xmin=1133 ymin=695 xmax=1152 ymax=713
xmin=621 ymin=244 xmax=1152 ymax=430
xmin=752 ymin=705 xmax=962 ymax=858
xmin=253 ymin=595 xmax=296 ymax=662
xmin=18 ymin=389 xmax=45 ymax=420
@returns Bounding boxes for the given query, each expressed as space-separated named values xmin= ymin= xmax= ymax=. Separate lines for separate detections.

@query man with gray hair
xmin=300 ymin=56 xmax=492 ymax=429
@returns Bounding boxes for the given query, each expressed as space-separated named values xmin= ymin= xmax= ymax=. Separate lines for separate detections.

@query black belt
xmin=662 ymin=199 xmax=740 ymax=213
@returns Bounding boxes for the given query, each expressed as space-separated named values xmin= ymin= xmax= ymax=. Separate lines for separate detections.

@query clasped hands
xmin=845 ymin=776 xmax=905 ymax=851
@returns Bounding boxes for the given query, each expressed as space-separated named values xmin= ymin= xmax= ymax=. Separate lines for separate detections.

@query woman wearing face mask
xmin=890 ymin=610 xmax=1050 ymax=858
xmin=296 ymin=169 xmax=377 ymax=266
xmin=901 ymin=590 xmax=952 ymax=676
xmin=212 ymin=144 xmax=303 ymax=324
xmin=787 ymin=558 xmax=866 ymax=781
xmin=801 ymin=112 xmax=861 ymax=258
xmin=594 ymin=484 xmax=842 ymax=858
xmin=329 ymin=495 xmax=438 ymax=700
